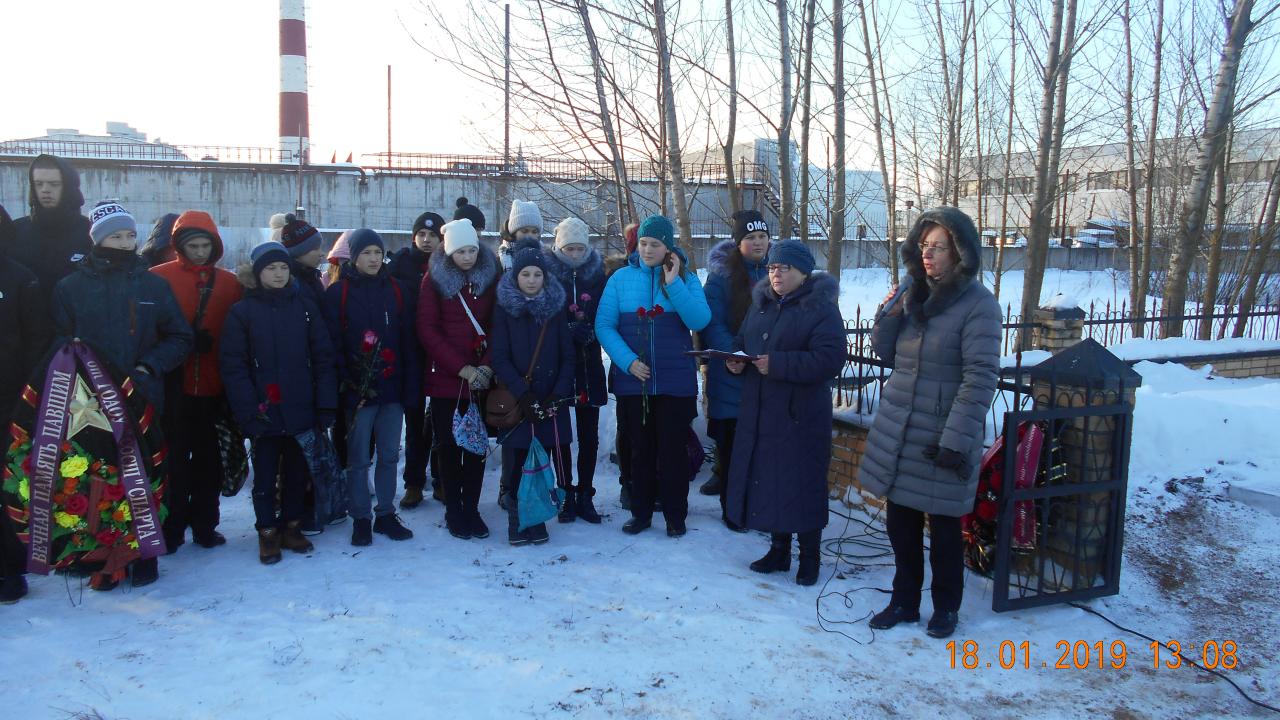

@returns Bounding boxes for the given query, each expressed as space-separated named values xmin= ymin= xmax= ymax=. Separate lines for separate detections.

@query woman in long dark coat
xmin=724 ymin=239 xmax=845 ymax=586
xmin=857 ymin=206 xmax=1001 ymax=640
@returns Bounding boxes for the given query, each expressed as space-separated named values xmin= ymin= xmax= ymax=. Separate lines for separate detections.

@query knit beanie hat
xmin=508 ymin=199 xmax=542 ymax=234
xmin=453 ymin=196 xmax=486 ymax=232
xmin=731 ymin=209 xmax=769 ymax=243
xmin=554 ymin=217 xmax=590 ymax=250
xmin=442 ymin=219 xmax=480 ymax=255
xmin=89 ymin=200 xmax=137 ymax=245
xmin=346 ymin=228 xmax=385 ymax=260
xmin=412 ymin=211 xmax=446 ymax=237
xmin=766 ymin=238 xmax=816 ymax=275
xmin=511 ymin=246 xmax=546 ymax=276
xmin=637 ymin=215 xmax=675 ymax=252
xmin=327 ymin=230 xmax=353 ymax=266
xmin=251 ymin=241 xmax=291 ymax=278
xmin=171 ymin=210 xmax=221 ymax=250
xmin=280 ymin=214 xmax=322 ymax=258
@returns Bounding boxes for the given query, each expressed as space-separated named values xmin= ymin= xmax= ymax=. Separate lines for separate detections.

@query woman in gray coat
xmin=857 ymin=207 xmax=1001 ymax=639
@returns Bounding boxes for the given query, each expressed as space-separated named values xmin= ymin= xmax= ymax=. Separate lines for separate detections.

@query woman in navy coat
xmin=491 ymin=247 xmax=575 ymax=545
xmin=725 ymin=240 xmax=845 ymax=586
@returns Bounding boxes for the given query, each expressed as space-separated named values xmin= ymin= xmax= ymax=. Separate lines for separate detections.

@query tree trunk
xmin=1017 ymin=0 xmax=1077 ymax=350
xmin=798 ymin=0 xmax=817 ymax=243
xmin=994 ymin=0 xmax=1016 ymax=302
xmin=776 ymin=0 xmax=795 ymax=240
xmin=1161 ymin=0 xmax=1255 ymax=338
xmin=1198 ymin=129 xmax=1232 ymax=339
xmin=653 ymin=0 xmax=696 ymax=267
xmin=723 ymin=0 xmax=741 ymax=215
xmin=857 ymin=0 xmax=896 ymax=280
xmin=931 ymin=0 xmax=956 ymax=203
xmin=871 ymin=0 xmax=899 ymax=280
xmin=1123 ymin=0 xmax=1142 ymax=334
xmin=970 ymin=0 xmax=982 ymax=238
xmin=1138 ymin=0 xmax=1166 ymax=332
xmin=576 ymin=0 xmax=635 ymax=231
xmin=1233 ymin=159 xmax=1280 ymax=336
xmin=827 ymin=0 xmax=847 ymax=275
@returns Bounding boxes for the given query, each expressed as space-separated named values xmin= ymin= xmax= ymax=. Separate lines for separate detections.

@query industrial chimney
xmin=279 ymin=0 xmax=310 ymax=161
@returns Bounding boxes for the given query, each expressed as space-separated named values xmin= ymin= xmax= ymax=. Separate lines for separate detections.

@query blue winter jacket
xmin=321 ymin=264 xmax=422 ymax=411
xmin=595 ymin=255 xmax=710 ymax=398
xmin=702 ymin=239 xmax=768 ymax=419
xmin=490 ymin=272 xmax=576 ymax=450
xmin=544 ymin=246 xmax=607 ymax=406
xmin=220 ymin=281 xmax=338 ymax=437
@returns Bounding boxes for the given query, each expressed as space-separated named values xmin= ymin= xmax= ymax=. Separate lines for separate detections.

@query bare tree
xmin=653 ymin=0 xmax=696 ymax=263
xmin=576 ymin=0 xmax=637 ymax=227
xmin=994 ymin=0 xmax=1017 ymax=301
xmin=1232 ymin=157 xmax=1280 ymax=336
xmin=1198 ymin=127 xmax=1232 ymax=338
xmin=723 ymin=0 xmax=741 ymax=215
xmin=828 ymin=0 xmax=846 ymax=274
xmin=797 ymin=0 xmax=818 ymax=243
xmin=1161 ymin=0 xmax=1256 ymax=337
xmin=1122 ymin=0 xmax=1142 ymax=331
xmin=776 ymin=0 xmax=796 ymax=240
xmin=1136 ymin=0 xmax=1167 ymax=331
xmin=857 ymin=0 xmax=898 ymax=279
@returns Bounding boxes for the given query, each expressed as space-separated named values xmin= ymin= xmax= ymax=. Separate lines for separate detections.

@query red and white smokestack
xmin=279 ymin=0 xmax=310 ymax=160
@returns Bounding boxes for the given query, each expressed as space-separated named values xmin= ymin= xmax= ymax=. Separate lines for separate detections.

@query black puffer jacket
xmin=7 ymin=155 xmax=92 ymax=310
xmin=0 ymin=205 xmax=51 ymax=425
xmin=857 ymin=206 xmax=1002 ymax=517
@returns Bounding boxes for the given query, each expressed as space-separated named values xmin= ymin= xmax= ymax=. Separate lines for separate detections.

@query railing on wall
xmin=0 ymin=139 xmax=295 ymax=164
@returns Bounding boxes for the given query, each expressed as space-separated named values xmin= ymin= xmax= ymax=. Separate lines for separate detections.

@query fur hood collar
xmin=545 ymin=246 xmax=604 ymax=288
xmin=496 ymin=269 xmax=566 ymax=323
xmin=901 ymin=206 xmax=982 ymax=319
xmin=428 ymin=243 xmax=499 ymax=299
xmin=750 ymin=271 xmax=839 ymax=309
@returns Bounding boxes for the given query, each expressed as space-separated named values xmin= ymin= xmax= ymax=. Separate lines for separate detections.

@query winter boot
xmin=445 ymin=477 xmax=471 ymax=539
xmin=0 ymin=574 xmax=27 ymax=604
xmin=558 ymin=487 xmax=577 ymax=523
xmin=927 ymin=610 xmax=959 ymax=639
xmin=795 ymin=530 xmax=821 ymax=586
xmin=749 ymin=533 xmax=792 ymax=574
xmin=192 ymin=529 xmax=227 ymax=548
xmin=373 ymin=514 xmax=414 ymax=541
xmin=576 ymin=488 xmax=602 ymax=524
xmin=468 ymin=511 xmax=490 ymax=539
xmin=622 ymin=516 xmax=651 ymax=535
xmin=868 ymin=605 xmax=921 ymax=630
xmin=351 ymin=518 xmax=373 ymax=546
xmin=131 ymin=558 xmax=159 ymax=588
xmin=258 ymin=527 xmax=283 ymax=565
xmin=528 ymin=523 xmax=550 ymax=545
xmin=281 ymin=521 xmax=315 ymax=554
xmin=508 ymin=509 xmax=530 ymax=546
xmin=400 ymin=485 xmax=425 ymax=509
xmin=699 ymin=474 xmax=723 ymax=496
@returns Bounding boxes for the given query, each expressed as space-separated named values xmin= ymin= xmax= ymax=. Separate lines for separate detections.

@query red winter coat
xmin=150 ymin=211 xmax=242 ymax=396
xmin=416 ymin=245 xmax=500 ymax=399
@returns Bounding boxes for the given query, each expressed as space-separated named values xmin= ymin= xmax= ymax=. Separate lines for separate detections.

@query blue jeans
xmin=347 ymin=403 xmax=404 ymax=520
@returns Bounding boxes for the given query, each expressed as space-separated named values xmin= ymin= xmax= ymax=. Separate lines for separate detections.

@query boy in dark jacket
xmin=388 ymin=211 xmax=446 ymax=509
xmin=0 ymin=205 xmax=51 ymax=604
xmin=51 ymin=201 xmax=194 ymax=588
xmin=322 ymin=229 xmax=419 ymax=547
xmin=221 ymin=241 xmax=338 ymax=564
xmin=491 ymin=247 xmax=575 ymax=545
xmin=280 ymin=215 xmax=327 ymax=306
xmin=544 ymin=217 xmax=606 ymax=523
xmin=8 ymin=154 xmax=92 ymax=314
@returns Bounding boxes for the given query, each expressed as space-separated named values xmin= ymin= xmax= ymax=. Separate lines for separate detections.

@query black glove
xmin=317 ymin=409 xmax=336 ymax=430
xmin=923 ymin=444 xmax=964 ymax=470
xmin=570 ymin=321 xmax=594 ymax=345
xmin=194 ymin=329 xmax=216 ymax=354
xmin=518 ymin=392 xmax=540 ymax=421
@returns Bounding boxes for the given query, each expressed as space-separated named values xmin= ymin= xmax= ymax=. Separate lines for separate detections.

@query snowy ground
xmin=5 ymin=269 xmax=1280 ymax=718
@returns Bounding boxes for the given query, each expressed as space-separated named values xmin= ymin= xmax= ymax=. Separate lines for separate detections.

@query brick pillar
xmin=1031 ymin=304 xmax=1086 ymax=354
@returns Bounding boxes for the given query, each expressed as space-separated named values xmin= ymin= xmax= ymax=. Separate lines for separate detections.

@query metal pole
xmin=504 ymin=3 xmax=511 ymax=173
xmin=387 ymin=65 xmax=392 ymax=167
xmin=296 ymin=128 xmax=304 ymax=213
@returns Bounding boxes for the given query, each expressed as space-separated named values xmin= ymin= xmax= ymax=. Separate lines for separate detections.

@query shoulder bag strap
xmin=523 ymin=321 xmax=550 ymax=384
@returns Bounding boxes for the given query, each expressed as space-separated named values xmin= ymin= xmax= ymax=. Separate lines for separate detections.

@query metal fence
xmin=0 ymin=139 xmax=295 ymax=164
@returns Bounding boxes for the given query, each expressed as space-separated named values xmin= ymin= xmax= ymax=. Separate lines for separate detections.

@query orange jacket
xmin=150 ymin=211 xmax=242 ymax=396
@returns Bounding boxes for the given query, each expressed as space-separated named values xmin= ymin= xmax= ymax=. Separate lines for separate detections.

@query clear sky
xmin=1 ymin=0 xmax=502 ymax=158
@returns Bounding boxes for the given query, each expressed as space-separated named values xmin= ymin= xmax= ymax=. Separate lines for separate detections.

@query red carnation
xmin=361 ymin=330 xmax=379 ymax=353
xmin=103 ymin=482 xmax=125 ymax=502
xmin=266 ymin=384 xmax=282 ymax=404
xmin=653 ymin=305 xmax=665 ymax=316
xmin=577 ymin=391 xmax=589 ymax=405
xmin=381 ymin=366 xmax=395 ymax=379
xmin=95 ymin=529 xmax=120 ymax=546
xmin=64 ymin=494 xmax=89 ymax=515
xmin=379 ymin=348 xmax=396 ymax=365
xmin=21 ymin=455 xmax=31 ymax=474
xmin=636 ymin=307 xmax=647 ymax=318
xmin=580 ymin=293 xmax=591 ymax=303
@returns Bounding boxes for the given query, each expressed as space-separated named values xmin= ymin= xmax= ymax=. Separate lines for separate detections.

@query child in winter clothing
xmin=321 ymin=229 xmax=420 ymax=547
xmin=417 ymin=219 xmax=500 ymax=540
xmin=51 ymin=200 xmax=194 ymax=589
xmin=388 ymin=211 xmax=446 ymax=509
xmin=543 ymin=217 xmax=606 ymax=523
xmin=220 ymin=241 xmax=338 ymax=564
xmin=323 ymin=230 xmax=353 ymax=289
xmin=280 ymin=215 xmax=327 ymax=306
xmin=595 ymin=215 xmax=710 ymax=537
xmin=491 ymin=248 xmax=576 ymax=544
xmin=151 ymin=210 xmax=244 ymax=551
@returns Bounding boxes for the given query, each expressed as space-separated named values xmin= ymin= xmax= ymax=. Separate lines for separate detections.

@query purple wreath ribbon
xmin=25 ymin=342 xmax=166 ymax=575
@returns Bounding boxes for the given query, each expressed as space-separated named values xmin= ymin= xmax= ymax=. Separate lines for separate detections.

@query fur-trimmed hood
xmin=544 ymin=245 xmax=604 ymax=288
xmin=428 ymin=242 xmax=499 ymax=299
xmin=496 ymin=269 xmax=567 ymax=323
xmin=706 ymin=239 xmax=737 ymax=278
xmin=901 ymin=206 xmax=982 ymax=320
xmin=750 ymin=271 xmax=840 ymax=310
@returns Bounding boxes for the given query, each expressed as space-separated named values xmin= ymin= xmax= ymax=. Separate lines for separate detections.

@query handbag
xmin=294 ymin=427 xmax=349 ymax=526
xmin=452 ymin=390 xmax=490 ymax=456
xmin=517 ymin=435 xmax=563 ymax=530
xmin=486 ymin=321 xmax=550 ymax=429
xmin=215 ymin=407 xmax=250 ymax=497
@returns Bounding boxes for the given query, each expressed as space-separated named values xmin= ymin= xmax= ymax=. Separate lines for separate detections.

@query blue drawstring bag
xmin=518 ymin=436 xmax=562 ymax=530
xmin=452 ymin=398 xmax=489 ymax=456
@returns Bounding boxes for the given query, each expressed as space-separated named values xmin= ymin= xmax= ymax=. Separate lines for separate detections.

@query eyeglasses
xmin=921 ymin=244 xmax=952 ymax=256
xmin=766 ymin=264 xmax=792 ymax=274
